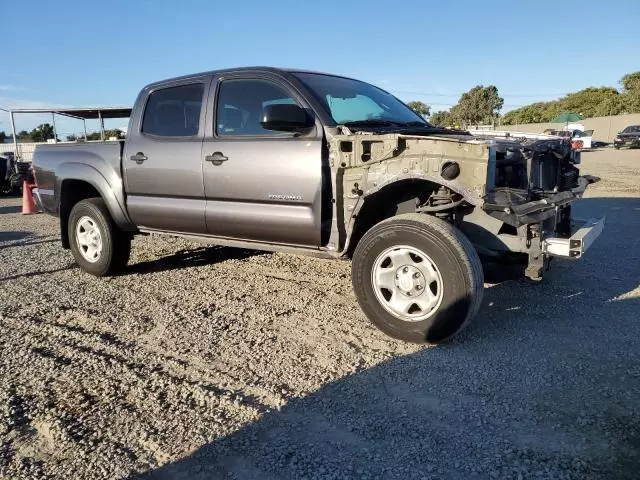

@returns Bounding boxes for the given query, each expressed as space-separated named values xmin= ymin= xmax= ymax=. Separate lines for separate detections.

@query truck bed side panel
xmin=32 ymin=141 xmax=134 ymax=229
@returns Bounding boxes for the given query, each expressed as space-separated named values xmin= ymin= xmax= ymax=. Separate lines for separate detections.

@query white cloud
xmin=0 ymin=96 xmax=66 ymax=110
xmin=0 ymin=85 xmax=26 ymax=92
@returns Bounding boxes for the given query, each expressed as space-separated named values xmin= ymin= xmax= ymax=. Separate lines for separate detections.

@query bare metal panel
xmin=543 ymin=217 xmax=605 ymax=258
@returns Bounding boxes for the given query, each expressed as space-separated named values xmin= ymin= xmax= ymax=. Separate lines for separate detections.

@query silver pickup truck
xmin=32 ymin=67 xmax=604 ymax=343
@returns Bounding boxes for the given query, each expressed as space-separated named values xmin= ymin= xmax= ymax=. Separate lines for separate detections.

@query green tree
xmin=29 ymin=123 xmax=56 ymax=142
xmin=561 ymin=87 xmax=623 ymax=117
xmin=16 ymin=130 xmax=31 ymax=141
xmin=429 ymin=110 xmax=452 ymax=127
xmin=0 ymin=131 xmax=7 ymax=143
xmin=620 ymin=71 xmax=640 ymax=112
xmin=104 ymin=129 xmax=124 ymax=139
xmin=502 ymin=102 xmax=554 ymax=125
xmin=85 ymin=129 xmax=124 ymax=141
xmin=620 ymin=71 xmax=640 ymax=93
xmin=407 ymin=101 xmax=431 ymax=118
xmin=502 ymin=71 xmax=640 ymax=125
xmin=502 ymin=86 xmax=627 ymax=125
xmin=66 ymin=134 xmax=78 ymax=141
xmin=450 ymin=85 xmax=503 ymax=127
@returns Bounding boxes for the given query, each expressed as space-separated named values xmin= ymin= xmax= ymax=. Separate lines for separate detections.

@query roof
xmin=4 ymin=107 xmax=131 ymax=120
xmin=145 ymin=66 xmax=358 ymax=89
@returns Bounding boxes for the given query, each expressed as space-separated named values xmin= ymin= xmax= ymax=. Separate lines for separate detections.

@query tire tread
xmin=68 ymin=198 xmax=131 ymax=277
xmin=352 ymin=213 xmax=484 ymax=343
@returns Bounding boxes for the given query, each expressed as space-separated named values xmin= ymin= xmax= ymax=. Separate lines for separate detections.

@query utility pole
xmin=51 ymin=112 xmax=58 ymax=142
xmin=10 ymin=110 xmax=18 ymax=159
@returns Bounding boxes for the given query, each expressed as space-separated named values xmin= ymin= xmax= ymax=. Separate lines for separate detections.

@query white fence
xmin=1 ymin=139 xmax=120 ymax=162
xmin=468 ymin=113 xmax=640 ymax=143
xmin=1 ymin=142 xmax=39 ymax=162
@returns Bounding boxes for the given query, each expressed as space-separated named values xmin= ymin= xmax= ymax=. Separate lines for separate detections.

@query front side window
xmin=142 ymin=84 xmax=204 ymax=137
xmin=216 ymin=79 xmax=298 ymax=136
xmin=293 ymin=72 xmax=428 ymax=127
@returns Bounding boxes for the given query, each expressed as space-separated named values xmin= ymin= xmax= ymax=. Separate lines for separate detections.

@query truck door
xmin=123 ymin=77 xmax=211 ymax=233
xmin=202 ymin=75 xmax=323 ymax=246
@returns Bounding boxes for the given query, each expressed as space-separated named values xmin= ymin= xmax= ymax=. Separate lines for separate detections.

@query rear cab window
xmin=142 ymin=84 xmax=204 ymax=137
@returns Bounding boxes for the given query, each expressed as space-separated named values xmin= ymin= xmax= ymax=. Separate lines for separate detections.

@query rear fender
xmin=56 ymin=162 xmax=135 ymax=230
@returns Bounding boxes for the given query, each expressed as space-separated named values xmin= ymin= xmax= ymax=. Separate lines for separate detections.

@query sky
xmin=2 ymin=0 xmax=639 ymax=137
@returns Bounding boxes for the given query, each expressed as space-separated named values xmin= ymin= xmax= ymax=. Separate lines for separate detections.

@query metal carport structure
xmin=0 ymin=106 xmax=132 ymax=159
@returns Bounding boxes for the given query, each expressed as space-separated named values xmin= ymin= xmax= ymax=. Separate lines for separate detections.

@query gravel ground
xmin=1 ymin=148 xmax=639 ymax=479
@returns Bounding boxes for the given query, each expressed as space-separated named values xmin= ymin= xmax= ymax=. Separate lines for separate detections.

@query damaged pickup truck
xmin=31 ymin=67 xmax=604 ymax=343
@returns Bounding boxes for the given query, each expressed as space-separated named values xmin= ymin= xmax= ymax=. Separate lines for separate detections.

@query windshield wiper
xmin=343 ymin=119 xmax=436 ymax=129
xmin=401 ymin=121 xmax=432 ymax=127
xmin=342 ymin=119 xmax=401 ymax=127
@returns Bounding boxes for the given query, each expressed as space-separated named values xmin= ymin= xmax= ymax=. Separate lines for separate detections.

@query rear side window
xmin=142 ymin=84 xmax=204 ymax=137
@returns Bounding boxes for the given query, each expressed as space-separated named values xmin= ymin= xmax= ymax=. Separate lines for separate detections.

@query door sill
xmin=138 ymin=228 xmax=337 ymax=259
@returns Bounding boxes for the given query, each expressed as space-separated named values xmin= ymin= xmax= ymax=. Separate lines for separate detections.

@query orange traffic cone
xmin=21 ymin=180 xmax=37 ymax=215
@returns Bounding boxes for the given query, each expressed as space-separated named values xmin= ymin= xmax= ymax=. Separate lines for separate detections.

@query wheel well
xmin=59 ymin=180 xmax=101 ymax=249
xmin=347 ymin=179 xmax=441 ymax=257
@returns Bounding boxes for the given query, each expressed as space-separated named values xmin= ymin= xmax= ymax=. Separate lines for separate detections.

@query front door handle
xmin=130 ymin=152 xmax=148 ymax=164
xmin=205 ymin=152 xmax=228 ymax=166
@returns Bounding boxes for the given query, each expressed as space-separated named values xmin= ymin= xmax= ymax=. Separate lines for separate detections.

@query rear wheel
xmin=68 ymin=198 xmax=131 ymax=276
xmin=352 ymin=214 xmax=484 ymax=344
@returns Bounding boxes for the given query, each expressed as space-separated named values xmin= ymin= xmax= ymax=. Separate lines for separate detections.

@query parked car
xmin=0 ymin=154 xmax=30 ymax=196
xmin=31 ymin=67 xmax=604 ymax=343
xmin=543 ymin=128 xmax=594 ymax=149
xmin=614 ymin=125 xmax=640 ymax=149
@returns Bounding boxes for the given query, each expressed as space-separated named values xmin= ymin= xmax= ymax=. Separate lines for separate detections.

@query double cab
xmin=32 ymin=67 xmax=604 ymax=343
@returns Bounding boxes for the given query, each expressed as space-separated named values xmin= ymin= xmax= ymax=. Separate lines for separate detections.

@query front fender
xmin=362 ymin=172 xmax=482 ymax=207
xmin=337 ymin=173 xmax=479 ymax=256
xmin=350 ymin=172 xmax=482 ymax=231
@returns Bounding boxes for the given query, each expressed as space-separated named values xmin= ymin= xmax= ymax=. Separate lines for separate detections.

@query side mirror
xmin=261 ymin=104 xmax=314 ymax=133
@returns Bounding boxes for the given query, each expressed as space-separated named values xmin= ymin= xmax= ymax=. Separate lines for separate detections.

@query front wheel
xmin=352 ymin=214 xmax=484 ymax=344
xmin=68 ymin=198 xmax=131 ymax=276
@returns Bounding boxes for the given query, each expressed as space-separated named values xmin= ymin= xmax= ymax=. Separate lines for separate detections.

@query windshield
xmin=622 ymin=125 xmax=640 ymax=133
xmin=293 ymin=73 xmax=430 ymax=127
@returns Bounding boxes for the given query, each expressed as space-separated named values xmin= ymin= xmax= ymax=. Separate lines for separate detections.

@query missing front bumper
xmin=543 ymin=217 xmax=605 ymax=259
xmin=483 ymin=176 xmax=600 ymax=227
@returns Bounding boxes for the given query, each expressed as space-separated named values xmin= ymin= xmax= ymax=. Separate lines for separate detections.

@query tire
xmin=352 ymin=213 xmax=484 ymax=344
xmin=68 ymin=198 xmax=131 ymax=276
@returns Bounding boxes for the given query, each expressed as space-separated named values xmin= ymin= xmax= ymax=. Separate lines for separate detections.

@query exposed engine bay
xmin=481 ymin=137 xmax=595 ymax=227
xmin=329 ymin=127 xmax=603 ymax=280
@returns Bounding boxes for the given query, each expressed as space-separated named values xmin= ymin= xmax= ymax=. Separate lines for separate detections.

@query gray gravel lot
xmin=1 ymin=148 xmax=639 ymax=479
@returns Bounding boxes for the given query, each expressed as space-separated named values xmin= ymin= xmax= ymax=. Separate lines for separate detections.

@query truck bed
xmin=32 ymin=140 xmax=125 ymax=215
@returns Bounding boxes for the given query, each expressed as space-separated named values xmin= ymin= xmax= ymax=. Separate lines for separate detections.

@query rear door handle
xmin=130 ymin=152 xmax=148 ymax=164
xmin=205 ymin=152 xmax=228 ymax=166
